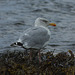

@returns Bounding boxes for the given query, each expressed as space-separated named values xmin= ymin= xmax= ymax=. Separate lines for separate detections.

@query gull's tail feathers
xmin=10 ymin=42 xmax=23 ymax=47
xmin=10 ymin=42 xmax=27 ymax=49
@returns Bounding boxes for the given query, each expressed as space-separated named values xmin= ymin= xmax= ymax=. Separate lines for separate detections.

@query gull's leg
xmin=30 ymin=50 xmax=32 ymax=61
xmin=38 ymin=50 xmax=42 ymax=63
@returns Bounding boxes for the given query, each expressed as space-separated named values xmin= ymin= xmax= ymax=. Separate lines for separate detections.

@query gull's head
xmin=35 ymin=17 xmax=56 ymax=27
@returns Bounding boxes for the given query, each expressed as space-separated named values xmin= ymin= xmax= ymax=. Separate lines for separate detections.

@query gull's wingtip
xmin=10 ymin=42 xmax=17 ymax=46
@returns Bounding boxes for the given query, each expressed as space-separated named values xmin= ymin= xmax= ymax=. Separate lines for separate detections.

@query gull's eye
xmin=42 ymin=20 xmax=48 ymax=23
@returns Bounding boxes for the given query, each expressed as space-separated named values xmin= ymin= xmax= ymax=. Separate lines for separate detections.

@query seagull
xmin=11 ymin=17 xmax=56 ymax=62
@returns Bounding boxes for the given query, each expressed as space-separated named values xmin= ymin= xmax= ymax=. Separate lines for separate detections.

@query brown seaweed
xmin=0 ymin=50 xmax=75 ymax=75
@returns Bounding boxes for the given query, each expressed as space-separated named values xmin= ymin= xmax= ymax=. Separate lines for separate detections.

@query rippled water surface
xmin=0 ymin=0 xmax=75 ymax=53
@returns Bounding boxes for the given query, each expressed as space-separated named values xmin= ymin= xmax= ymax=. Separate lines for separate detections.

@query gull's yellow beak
xmin=49 ymin=23 xmax=56 ymax=26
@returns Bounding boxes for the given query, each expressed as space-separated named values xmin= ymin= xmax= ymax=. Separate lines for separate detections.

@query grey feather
xmin=18 ymin=27 xmax=50 ymax=49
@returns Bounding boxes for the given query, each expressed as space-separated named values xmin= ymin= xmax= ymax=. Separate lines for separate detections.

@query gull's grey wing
xmin=18 ymin=27 xmax=50 ymax=49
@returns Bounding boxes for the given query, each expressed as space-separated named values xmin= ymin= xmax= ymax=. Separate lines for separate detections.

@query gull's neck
xmin=35 ymin=25 xmax=48 ymax=29
xmin=35 ymin=24 xmax=51 ymax=36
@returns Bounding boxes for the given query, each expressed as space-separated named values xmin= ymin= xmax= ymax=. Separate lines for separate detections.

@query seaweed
xmin=0 ymin=50 xmax=75 ymax=75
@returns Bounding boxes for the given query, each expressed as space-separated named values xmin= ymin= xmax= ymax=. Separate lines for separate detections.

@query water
xmin=0 ymin=0 xmax=75 ymax=53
